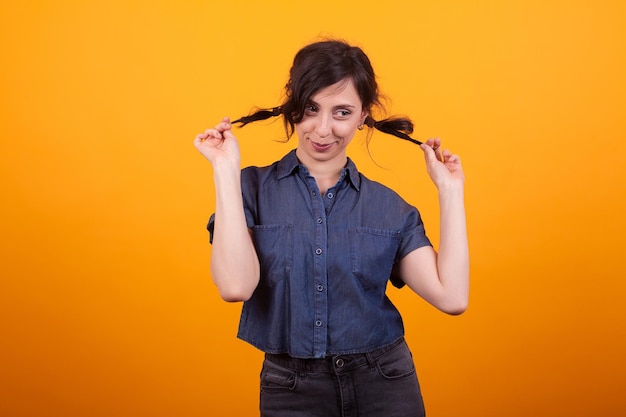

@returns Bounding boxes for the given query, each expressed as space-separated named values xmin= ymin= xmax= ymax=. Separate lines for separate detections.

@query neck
xmin=295 ymin=149 xmax=347 ymax=194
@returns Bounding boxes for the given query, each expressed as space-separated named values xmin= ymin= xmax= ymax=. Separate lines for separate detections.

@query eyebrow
xmin=307 ymin=100 xmax=358 ymax=109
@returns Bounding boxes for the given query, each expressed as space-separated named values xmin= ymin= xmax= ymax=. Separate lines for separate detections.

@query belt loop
xmin=365 ymin=352 xmax=376 ymax=370
xmin=294 ymin=359 xmax=307 ymax=377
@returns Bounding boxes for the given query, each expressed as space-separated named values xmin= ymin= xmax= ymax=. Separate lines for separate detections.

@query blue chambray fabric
xmin=208 ymin=149 xmax=431 ymax=358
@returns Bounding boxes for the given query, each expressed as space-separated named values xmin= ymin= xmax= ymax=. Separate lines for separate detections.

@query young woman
xmin=194 ymin=39 xmax=469 ymax=417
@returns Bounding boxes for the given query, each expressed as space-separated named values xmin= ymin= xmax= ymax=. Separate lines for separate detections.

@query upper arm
xmin=396 ymin=245 xmax=447 ymax=310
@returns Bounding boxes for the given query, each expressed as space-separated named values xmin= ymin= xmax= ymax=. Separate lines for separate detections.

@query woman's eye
xmin=336 ymin=110 xmax=351 ymax=118
xmin=305 ymin=105 xmax=318 ymax=113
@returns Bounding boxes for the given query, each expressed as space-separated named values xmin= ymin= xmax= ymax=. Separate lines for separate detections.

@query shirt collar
xmin=276 ymin=149 xmax=361 ymax=191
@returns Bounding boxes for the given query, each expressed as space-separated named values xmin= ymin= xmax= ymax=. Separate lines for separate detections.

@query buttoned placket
xmin=302 ymin=171 xmax=344 ymax=358
xmin=303 ymin=175 xmax=328 ymax=358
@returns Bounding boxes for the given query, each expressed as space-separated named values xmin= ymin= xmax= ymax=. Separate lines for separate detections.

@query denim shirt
xmin=208 ymin=150 xmax=431 ymax=358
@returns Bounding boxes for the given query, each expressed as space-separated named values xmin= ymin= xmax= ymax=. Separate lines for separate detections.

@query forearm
xmin=210 ymin=160 xmax=260 ymax=302
xmin=436 ymin=184 xmax=469 ymax=313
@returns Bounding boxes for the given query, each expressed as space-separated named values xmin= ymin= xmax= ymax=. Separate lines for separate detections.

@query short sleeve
xmin=206 ymin=167 xmax=258 ymax=245
xmin=390 ymin=206 xmax=431 ymax=288
xmin=207 ymin=213 xmax=216 ymax=244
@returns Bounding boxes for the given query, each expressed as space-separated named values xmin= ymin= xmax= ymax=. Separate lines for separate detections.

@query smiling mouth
xmin=310 ymin=140 xmax=334 ymax=151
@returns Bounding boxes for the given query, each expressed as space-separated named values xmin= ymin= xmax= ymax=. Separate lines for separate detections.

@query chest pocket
xmin=252 ymin=224 xmax=293 ymax=287
xmin=350 ymin=227 xmax=401 ymax=289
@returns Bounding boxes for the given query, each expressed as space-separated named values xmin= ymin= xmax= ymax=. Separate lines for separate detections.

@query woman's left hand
xmin=420 ymin=138 xmax=465 ymax=189
xmin=401 ymin=137 xmax=469 ymax=315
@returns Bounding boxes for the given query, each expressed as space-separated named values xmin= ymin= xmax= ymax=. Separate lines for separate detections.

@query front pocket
xmin=350 ymin=227 xmax=401 ymax=289
xmin=253 ymin=224 xmax=293 ymax=286
xmin=260 ymin=359 xmax=298 ymax=391
xmin=374 ymin=342 xmax=416 ymax=380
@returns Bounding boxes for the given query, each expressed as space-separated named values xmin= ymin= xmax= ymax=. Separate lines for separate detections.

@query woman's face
xmin=295 ymin=78 xmax=366 ymax=166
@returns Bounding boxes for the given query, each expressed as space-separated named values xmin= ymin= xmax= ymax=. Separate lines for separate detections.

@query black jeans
xmin=260 ymin=338 xmax=425 ymax=417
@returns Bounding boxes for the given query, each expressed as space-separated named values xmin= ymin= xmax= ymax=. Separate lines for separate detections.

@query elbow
xmin=210 ymin=264 xmax=259 ymax=303
xmin=444 ymin=304 xmax=468 ymax=316
xmin=440 ymin=297 xmax=469 ymax=316
xmin=218 ymin=286 xmax=255 ymax=303
xmin=214 ymin=274 xmax=259 ymax=302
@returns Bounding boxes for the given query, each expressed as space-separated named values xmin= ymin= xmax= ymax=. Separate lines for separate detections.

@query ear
xmin=360 ymin=110 xmax=368 ymax=125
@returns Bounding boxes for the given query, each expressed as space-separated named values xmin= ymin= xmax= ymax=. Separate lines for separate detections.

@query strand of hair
xmin=370 ymin=117 xmax=423 ymax=146
xmin=231 ymin=107 xmax=282 ymax=126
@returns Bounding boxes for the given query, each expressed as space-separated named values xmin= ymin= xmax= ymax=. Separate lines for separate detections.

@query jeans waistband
xmin=264 ymin=337 xmax=405 ymax=373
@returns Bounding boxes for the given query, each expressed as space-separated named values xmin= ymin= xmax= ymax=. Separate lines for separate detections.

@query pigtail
xmin=231 ymin=106 xmax=283 ymax=127
xmin=365 ymin=116 xmax=423 ymax=146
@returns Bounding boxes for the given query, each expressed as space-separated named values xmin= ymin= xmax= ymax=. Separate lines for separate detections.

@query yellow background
xmin=1 ymin=1 xmax=625 ymax=416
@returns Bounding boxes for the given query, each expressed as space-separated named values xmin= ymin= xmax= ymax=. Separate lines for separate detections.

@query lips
xmin=310 ymin=140 xmax=334 ymax=152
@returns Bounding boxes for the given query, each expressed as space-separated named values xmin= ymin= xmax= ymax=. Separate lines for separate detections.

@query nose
xmin=316 ymin=114 xmax=332 ymax=138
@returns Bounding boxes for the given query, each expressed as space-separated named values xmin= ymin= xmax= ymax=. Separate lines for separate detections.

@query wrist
xmin=212 ymin=156 xmax=241 ymax=173
xmin=436 ymin=179 xmax=464 ymax=195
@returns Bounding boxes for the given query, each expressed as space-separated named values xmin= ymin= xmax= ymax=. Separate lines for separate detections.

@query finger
xmin=197 ymin=128 xmax=225 ymax=143
xmin=194 ymin=133 xmax=211 ymax=148
xmin=447 ymin=154 xmax=461 ymax=164
xmin=203 ymin=127 xmax=221 ymax=136
xmin=215 ymin=117 xmax=232 ymax=131
xmin=442 ymin=152 xmax=463 ymax=170
xmin=441 ymin=149 xmax=459 ymax=161
xmin=424 ymin=137 xmax=443 ymax=161
xmin=420 ymin=143 xmax=439 ymax=164
xmin=207 ymin=129 xmax=223 ymax=140
xmin=430 ymin=137 xmax=441 ymax=150
xmin=431 ymin=138 xmax=442 ymax=159
xmin=223 ymin=128 xmax=236 ymax=141
xmin=425 ymin=137 xmax=440 ymax=148
xmin=196 ymin=131 xmax=213 ymax=142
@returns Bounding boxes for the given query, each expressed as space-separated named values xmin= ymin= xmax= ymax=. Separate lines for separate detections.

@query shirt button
xmin=327 ymin=192 xmax=334 ymax=199
xmin=316 ymin=218 xmax=323 ymax=224
xmin=315 ymin=320 xmax=322 ymax=327
xmin=315 ymin=248 xmax=322 ymax=255
xmin=316 ymin=284 xmax=324 ymax=292
xmin=335 ymin=358 xmax=344 ymax=368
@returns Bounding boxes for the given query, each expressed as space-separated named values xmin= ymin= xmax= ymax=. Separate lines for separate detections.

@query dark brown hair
xmin=232 ymin=39 xmax=422 ymax=146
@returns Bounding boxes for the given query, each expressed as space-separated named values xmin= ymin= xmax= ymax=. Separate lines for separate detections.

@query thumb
xmin=222 ymin=128 xmax=236 ymax=140
xmin=420 ymin=144 xmax=437 ymax=163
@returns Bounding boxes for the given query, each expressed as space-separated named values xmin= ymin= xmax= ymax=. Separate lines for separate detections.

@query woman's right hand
xmin=194 ymin=117 xmax=240 ymax=166
xmin=195 ymin=118 xmax=260 ymax=302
